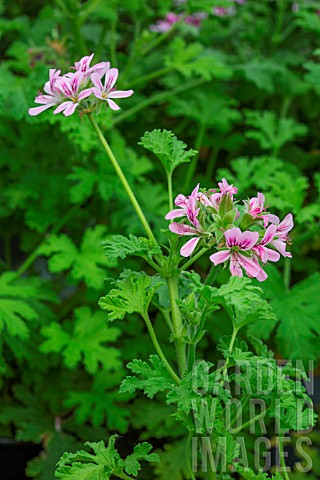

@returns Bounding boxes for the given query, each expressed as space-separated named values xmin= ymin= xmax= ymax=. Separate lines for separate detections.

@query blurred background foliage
xmin=0 ymin=0 xmax=319 ymax=478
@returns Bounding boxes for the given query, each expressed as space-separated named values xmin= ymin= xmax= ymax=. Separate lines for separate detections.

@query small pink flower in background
xmin=185 ymin=12 xmax=208 ymax=27
xmin=213 ymin=7 xmax=235 ymax=17
xmin=210 ymin=228 xmax=260 ymax=278
xmin=91 ymin=69 xmax=134 ymax=111
xmin=150 ymin=12 xmax=182 ymax=32
xmin=53 ymin=71 xmax=92 ymax=116
xmin=246 ymin=192 xmax=279 ymax=227
xmin=29 ymin=69 xmax=63 ymax=116
xmin=292 ymin=3 xmax=299 ymax=12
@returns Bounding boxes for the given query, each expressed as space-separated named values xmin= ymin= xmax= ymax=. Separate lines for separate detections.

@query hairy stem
xmin=166 ymin=276 xmax=187 ymax=376
xmin=167 ymin=172 xmax=173 ymax=212
xmin=142 ymin=312 xmax=180 ymax=384
xmin=283 ymin=258 xmax=291 ymax=292
xmin=88 ymin=113 xmax=156 ymax=243
xmin=222 ymin=327 xmax=238 ymax=378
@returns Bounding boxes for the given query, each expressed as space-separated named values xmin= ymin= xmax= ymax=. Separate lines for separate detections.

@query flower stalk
xmin=88 ymin=113 xmax=157 ymax=243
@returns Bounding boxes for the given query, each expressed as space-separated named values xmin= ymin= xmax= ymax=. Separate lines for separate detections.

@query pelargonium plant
xmin=29 ymin=55 xmax=316 ymax=480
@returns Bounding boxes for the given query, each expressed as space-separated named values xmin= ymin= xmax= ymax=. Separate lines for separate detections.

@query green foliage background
xmin=0 ymin=0 xmax=319 ymax=478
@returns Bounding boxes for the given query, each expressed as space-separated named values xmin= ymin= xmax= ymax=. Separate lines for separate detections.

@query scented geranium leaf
xmin=154 ymin=440 xmax=192 ymax=480
xmin=55 ymin=436 xmax=119 ymax=480
xmin=101 ymin=234 xmax=161 ymax=262
xmin=0 ymin=272 xmax=56 ymax=339
xmin=273 ymin=273 xmax=320 ymax=363
xmin=0 ymin=384 xmax=54 ymax=442
xmin=67 ymin=167 xmax=98 ymax=203
xmin=65 ymin=372 xmax=131 ymax=432
xmin=245 ymin=110 xmax=308 ymax=152
xmin=26 ymin=432 xmax=83 ymax=480
xmin=119 ymin=442 xmax=160 ymax=476
xmin=99 ymin=270 xmax=163 ymax=321
xmin=167 ymin=91 xmax=241 ymax=131
xmin=40 ymin=307 xmax=121 ymax=374
xmin=56 ymin=435 xmax=159 ymax=479
xmin=139 ymin=129 xmax=197 ymax=175
xmin=120 ymin=355 xmax=173 ymax=399
xmin=165 ymin=38 xmax=232 ymax=80
xmin=191 ymin=275 xmax=277 ymax=331
xmin=237 ymin=466 xmax=283 ymax=479
xmin=40 ymin=226 xmax=113 ymax=289
xmin=238 ymin=58 xmax=284 ymax=93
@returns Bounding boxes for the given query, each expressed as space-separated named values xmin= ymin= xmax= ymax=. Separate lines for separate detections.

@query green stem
xmin=167 ymin=172 xmax=173 ymax=212
xmin=129 ymin=66 xmax=172 ymax=88
xmin=271 ymin=0 xmax=286 ymax=47
xmin=222 ymin=327 xmax=238 ymax=377
xmin=186 ymin=433 xmax=196 ymax=480
xmin=88 ymin=113 xmax=156 ymax=243
xmin=114 ymin=471 xmax=135 ymax=480
xmin=232 ymin=409 xmax=267 ymax=434
xmin=142 ymin=312 xmax=180 ymax=384
xmin=112 ymin=79 xmax=205 ymax=127
xmin=180 ymin=247 xmax=209 ymax=271
xmin=166 ymin=276 xmax=187 ymax=376
xmin=279 ymin=435 xmax=291 ymax=480
xmin=184 ymin=123 xmax=206 ymax=192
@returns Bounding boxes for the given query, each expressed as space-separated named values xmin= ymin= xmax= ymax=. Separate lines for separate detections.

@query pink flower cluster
xmin=28 ymin=54 xmax=134 ymax=117
xmin=150 ymin=12 xmax=208 ymax=32
xmin=166 ymin=180 xmax=293 ymax=282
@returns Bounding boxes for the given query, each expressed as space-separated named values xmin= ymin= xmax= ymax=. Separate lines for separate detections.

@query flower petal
xmin=224 ymin=227 xmax=242 ymax=248
xmin=63 ymin=102 xmax=78 ymax=116
xmin=209 ymin=250 xmax=231 ymax=266
xmin=169 ymin=222 xmax=198 ymax=236
xmin=107 ymin=98 xmax=121 ymax=110
xmin=28 ymin=104 xmax=53 ymax=116
xmin=180 ymin=237 xmax=200 ymax=257
xmin=91 ymin=73 xmax=103 ymax=91
xmin=165 ymin=209 xmax=186 ymax=220
xmin=238 ymin=253 xmax=261 ymax=277
xmin=78 ymin=88 xmax=93 ymax=100
xmin=108 ymin=89 xmax=134 ymax=98
xmin=105 ymin=68 xmax=118 ymax=91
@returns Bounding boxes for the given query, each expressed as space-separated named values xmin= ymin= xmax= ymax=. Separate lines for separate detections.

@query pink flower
xmin=73 ymin=53 xmax=110 ymax=78
xmin=270 ymin=214 xmax=294 ymax=258
xmin=218 ymin=178 xmax=238 ymax=197
xmin=150 ymin=13 xmax=182 ymax=32
xmin=91 ymin=69 xmax=134 ymax=110
xmin=165 ymin=184 xmax=200 ymax=227
xmin=185 ymin=12 xmax=207 ymax=27
xmin=252 ymin=224 xmax=280 ymax=264
xmin=213 ymin=7 xmax=235 ymax=17
xmin=246 ymin=192 xmax=279 ymax=227
xmin=29 ymin=69 xmax=64 ymax=116
xmin=210 ymin=228 xmax=260 ymax=278
xmin=53 ymin=71 xmax=92 ymax=116
xmin=169 ymin=222 xmax=201 ymax=257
